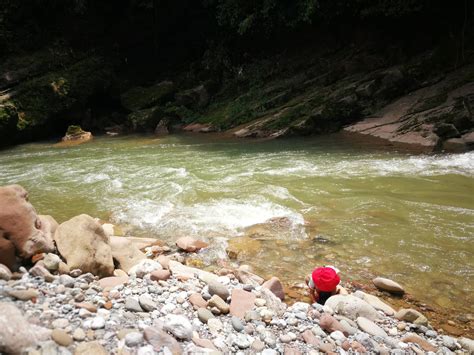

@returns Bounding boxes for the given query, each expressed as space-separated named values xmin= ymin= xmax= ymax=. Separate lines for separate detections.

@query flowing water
xmin=1 ymin=134 xmax=473 ymax=317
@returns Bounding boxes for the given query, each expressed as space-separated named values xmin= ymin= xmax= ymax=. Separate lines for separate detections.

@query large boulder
xmin=109 ymin=236 xmax=147 ymax=273
xmin=54 ymin=214 xmax=114 ymax=277
xmin=0 ymin=185 xmax=55 ymax=268
xmin=325 ymin=295 xmax=380 ymax=321
xmin=61 ymin=125 xmax=92 ymax=144
xmin=175 ymin=84 xmax=209 ymax=109
xmin=0 ymin=302 xmax=50 ymax=354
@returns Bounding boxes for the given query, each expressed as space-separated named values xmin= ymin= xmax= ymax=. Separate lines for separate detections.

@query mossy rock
xmin=65 ymin=125 xmax=85 ymax=136
xmin=121 ymin=81 xmax=175 ymax=111
xmin=127 ymin=106 xmax=164 ymax=131
xmin=11 ymin=56 xmax=113 ymax=132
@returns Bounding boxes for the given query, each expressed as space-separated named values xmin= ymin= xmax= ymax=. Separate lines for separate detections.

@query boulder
xmin=372 ymin=277 xmax=405 ymax=294
xmin=61 ymin=125 xmax=93 ymax=143
xmin=175 ymin=237 xmax=208 ymax=252
xmin=109 ymin=236 xmax=147 ymax=273
xmin=262 ymin=276 xmax=285 ymax=301
xmin=259 ymin=287 xmax=287 ymax=316
xmin=0 ymin=185 xmax=55 ymax=264
xmin=325 ymin=295 xmax=380 ymax=321
xmin=54 ymin=214 xmax=114 ymax=277
xmin=353 ymin=290 xmax=396 ymax=315
xmin=0 ymin=302 xmax=45 ymax=353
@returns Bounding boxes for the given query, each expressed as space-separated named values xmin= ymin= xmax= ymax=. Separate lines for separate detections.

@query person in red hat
xmin=305 ymin=266 xmax=341 ymax=305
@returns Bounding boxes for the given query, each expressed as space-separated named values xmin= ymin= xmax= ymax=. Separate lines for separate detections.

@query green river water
xmin=0 ymin=133 xmax=473 ymax=317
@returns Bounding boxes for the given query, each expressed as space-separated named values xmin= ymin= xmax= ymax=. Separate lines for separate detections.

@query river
xmin=0 ymin=133 xmax=473 ymax=319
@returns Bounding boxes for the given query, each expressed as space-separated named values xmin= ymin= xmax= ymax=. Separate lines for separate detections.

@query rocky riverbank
xmin=1 ymin=184 xmax=474 ymax=354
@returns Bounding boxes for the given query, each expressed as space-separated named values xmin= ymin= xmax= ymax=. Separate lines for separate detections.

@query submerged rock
xmin=373 ymin=277 xmax=405 ymax=294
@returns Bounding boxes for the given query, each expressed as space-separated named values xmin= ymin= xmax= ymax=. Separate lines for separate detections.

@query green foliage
xmin=121 ymin=82 xmax=175 ymax=112
xmin=11 ymin=56 xmax=113 ymax=131
xmin=204 ymin=0 xmax=317 ymax=35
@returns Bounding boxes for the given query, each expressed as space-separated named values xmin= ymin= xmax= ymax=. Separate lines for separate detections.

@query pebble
xmin=125 ymin=332 xmax=143 ymax=347
xmin=2 ymin=252 xmax=470 ymax=355
xmin=125 ymin=297 xmax=144 ymax=312
xmin=91 ymin=316 xmax=106 ymax=329
xmin=197 ymin=308 xmax=215 ymax=323
xmin=231 ymin=316 xmax=244 ymax=332
xmin=73 ymin=328 xmax=86 ymax=341
xmin=51 ymin=329 xmax=73 ymax=346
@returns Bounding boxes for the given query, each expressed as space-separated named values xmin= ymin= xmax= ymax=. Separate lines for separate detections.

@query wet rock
xmin=128 ymin=259 xmax=162 ymax=278
xmin=54 ymin=214 xmax=114 ymax=277
xmin=262 ymin=276 xmax=285 ymax=301
xmin=150 ymin=269 xmax=171 ymax=281
xmin=52 ymin=329 xmax=73 ymax=346
xmin=325 ymin=294 xmax=380 ymax=320
xmin=197 ymin=308 xmax=215 ymax=324
xmin=356 ymin=316 xmax=388 ymax=337
xmin=163 ymin=314 xmax=193 ymax=340
xmin=208 ymin=281 xmax=230 ymax=300
xmin=372 ymin=277 xmax=405 ymax=294
xmin=395 ymin=308 xmax=428 ymax=325
xmin=207 ymin=295 xmax=229 ymax=314
xmin=176 ymin=237 xmax=208 ymax=252
xmin=402 ymin=333 xmax=437 ymax=352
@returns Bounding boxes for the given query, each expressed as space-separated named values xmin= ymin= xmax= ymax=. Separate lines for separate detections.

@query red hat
xmin=312 ymin=267 xmax=340 ymax=292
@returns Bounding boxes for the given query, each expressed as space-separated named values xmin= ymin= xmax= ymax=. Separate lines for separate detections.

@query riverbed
xmin=0 ymin=133 xmax=472 ymax=319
